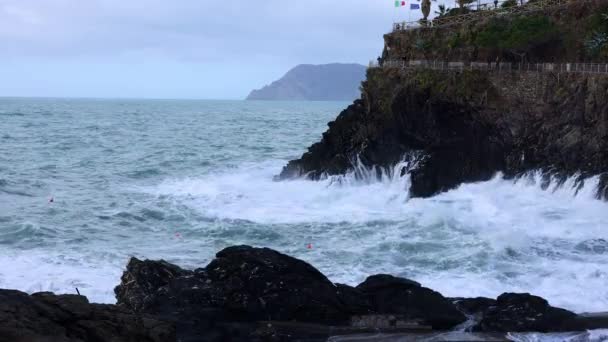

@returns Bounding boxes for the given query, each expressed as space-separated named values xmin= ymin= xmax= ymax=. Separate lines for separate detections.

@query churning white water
xmin=2 ymin=98 xmax=607 ymax=341
xmin=151 ymin=159 xmax=608 ymax=314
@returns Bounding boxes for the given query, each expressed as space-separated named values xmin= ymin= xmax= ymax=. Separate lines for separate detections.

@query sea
xmin=1 ymin=97 xmax=608 ymax=339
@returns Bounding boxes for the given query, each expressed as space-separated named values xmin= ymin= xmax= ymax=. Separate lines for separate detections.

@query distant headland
xmin=246 ymin=63 xmax=366 ymax=101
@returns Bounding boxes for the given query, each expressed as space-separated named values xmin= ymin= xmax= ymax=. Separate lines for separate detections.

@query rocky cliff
xmin=246 ymin=63 xmax=366 ymax=101
xmin=279 ymin=0 xmax=608 ymax=198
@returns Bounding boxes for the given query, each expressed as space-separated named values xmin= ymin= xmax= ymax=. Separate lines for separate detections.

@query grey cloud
xmin=0 ymin=0 xmax=394 ymax=64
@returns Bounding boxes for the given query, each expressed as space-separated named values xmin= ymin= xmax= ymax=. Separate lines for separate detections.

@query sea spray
xmin=2 ymin=98 xmax=607 ymax=318
xmin=147 ymin=158 xmax=608 ymax=313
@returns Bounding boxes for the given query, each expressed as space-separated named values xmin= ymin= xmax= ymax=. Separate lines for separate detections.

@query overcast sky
xmin=0 ymin=0 xmax=438 ymax=99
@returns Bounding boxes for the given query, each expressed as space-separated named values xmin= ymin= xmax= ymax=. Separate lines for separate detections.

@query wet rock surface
xmin=115 ymin=246 xmax=371 ymax=341
xmin=474 ymin=293 xmax=581 ymax=332
xmin=355 ymin=274 xmax=467 ymax=329
xmin=277 ymin=1 xmax=608 ymax=199
xmin=279 ymin=69 xmax=608 ymax=199
xmin=113 ymin=246 xmax=608 ymax=340
xmin=2 ymin=246 xmax=608 ymax=341
xmin=0 ymin=290 xmax=174 ymax=342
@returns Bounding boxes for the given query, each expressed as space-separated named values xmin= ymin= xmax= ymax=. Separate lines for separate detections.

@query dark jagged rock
xmin=0 ymin=289 xmax=174 ymax=342
xmin=112 ymin=247 xmax=608 ymax=340
xmin=575 ymin=312 xmax=608 ymax=330
xmin=4 ymin=246 xmax=608 ymax=341
xmin=335 ymin=283 xmax=373 ymax=316
xmin=114 ymin=258 xmax=190 ymax=313
xmin=280 ymin=67 xmax=608 ymax=199
xmin=356 ymin=274 xmax=421 ymax=291
xmin=456 ymin=295 xmax=608 ymax=333
xmin=451 ymin=297 xmax=499 ymax=331
xmin=204 ymin=246 xmax=356 ymax=323
xmin=451 ymin=297 xmax=497 ymax=316
xmin=474 ymin=293 xmax=581 ymax=332
xmin=279 ymin=1 xmax=608 ymax=199
xmin=115 ymin=246 xmax=370 ymax=341
xmin=355 ymin=274 xmax=467 ymax=329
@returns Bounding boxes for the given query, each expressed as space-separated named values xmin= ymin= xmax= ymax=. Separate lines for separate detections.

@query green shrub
xmin=475 ymin=15 xmax=557 ymax=51
xmin=585 ymin=11 xmax=608 ymax=57
xmin=501 ymin=0 xmax=517 ymax=8
xmin=447 ymin=33 xmax=463 ymax=49
xmin=415 ymin=38 xmax=433 ymax=52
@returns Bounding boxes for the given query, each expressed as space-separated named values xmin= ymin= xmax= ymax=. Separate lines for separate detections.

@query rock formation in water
xmin=1 ymin=245 xmax=607 ymax=341
xmin=279 ymin=0 xmax=608 ymax=199
xmin=113 ymin=246 xmax=465 ymax=341
xmin=246 ymin=63 xmax=366 ymax=101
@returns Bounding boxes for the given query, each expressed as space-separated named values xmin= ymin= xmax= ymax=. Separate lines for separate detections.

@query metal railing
xmin=369 ymin=59 xmax=608 ymax=74
xmin=393 ymin=0 xmax=577 ymax=32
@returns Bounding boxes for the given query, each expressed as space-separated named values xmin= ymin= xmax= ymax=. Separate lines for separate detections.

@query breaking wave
xmin=147 ymin=158 xmax=608 ymax=314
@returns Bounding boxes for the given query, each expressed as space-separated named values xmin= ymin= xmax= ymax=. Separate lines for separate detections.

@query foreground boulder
xmin=115 ymin=246 xmax=365 ymax=321
xmin=204 ymin=245 xmax=358 ymax=323
xmin=454 ymin=293 xmax=608 ymax=333
xmin=114 ymin=246 xmax=466 ymax=341
xmin=114 ymin=258 xmax=191 ymax=313
xmin=3 ymin=246 xmax=608 ymax=341
xmin=452 ymin=297 xmax=497 ymax=317
xmin=112 ymin=246 xmax=608 ymax=341
xmin=115 ymin=246 xmax=372 ymax=341
xmin=0 ymin=290 xmax=174 ymax=342
xmin=356 ymin=274 xmax=467 ymax=329
xmin=474 ymin=293 xmax=581 ymax=332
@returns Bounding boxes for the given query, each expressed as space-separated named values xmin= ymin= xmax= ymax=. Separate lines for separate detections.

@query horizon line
xmin=0 ymin=95 xmax=351 ymax=103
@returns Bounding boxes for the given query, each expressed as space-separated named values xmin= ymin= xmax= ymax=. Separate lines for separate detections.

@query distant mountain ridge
xmin=246 ymin=63 xmax=366 ymax=101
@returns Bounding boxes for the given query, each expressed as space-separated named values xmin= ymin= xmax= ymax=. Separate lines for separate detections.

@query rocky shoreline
xmin=279 ymin=0 xmax=608 ymax=199
xmin=2 ymin=246 xmax=607 ymax=342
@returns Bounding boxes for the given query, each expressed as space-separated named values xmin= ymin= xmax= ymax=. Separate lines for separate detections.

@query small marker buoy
xmin=48 ymin=197 xmax=54 ymax=203
xmin=307 ymin=243 xmax=313 ymax=249
xmin=175 ymin=232 xmax=181 ymax=238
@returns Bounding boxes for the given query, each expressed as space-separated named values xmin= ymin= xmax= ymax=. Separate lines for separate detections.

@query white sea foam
xmin=151 ymin=159 xmax=415 ymax=224
xmin=3 ymin=158 xmax=607 ymax=319
xmin=149 ymin=161 xmax=608 ymax=314
xmin=4 ymin=99 xmax=606 ymax=340
xmin=0 ymin=250 xmax=122 ymax=303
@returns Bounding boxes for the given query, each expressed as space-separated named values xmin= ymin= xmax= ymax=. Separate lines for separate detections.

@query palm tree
xmin=421 ymin=0 xmax=431 ymax=21
xmin=435 ymin=4 xmax=450 ymax=16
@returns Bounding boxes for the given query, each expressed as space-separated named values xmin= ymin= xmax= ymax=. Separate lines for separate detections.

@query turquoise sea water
xmin=2 ymin=97 xmax=608 ymax=317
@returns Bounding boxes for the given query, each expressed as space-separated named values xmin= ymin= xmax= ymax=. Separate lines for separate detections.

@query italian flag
xmin=395 ymin=1 xmax=406 ymax=7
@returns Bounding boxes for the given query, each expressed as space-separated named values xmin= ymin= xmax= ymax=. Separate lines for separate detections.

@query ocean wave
xmin=0 ymin=224 xmax=57 ymax=245
xmin=127 ymin=168 xmax=163 ymax=179
xmin=0 ymin=188 xmax=35 ymax=197
xmin=139 ymin=159 xmax=608 ymax=313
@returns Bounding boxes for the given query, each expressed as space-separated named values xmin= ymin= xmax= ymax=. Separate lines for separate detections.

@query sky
xmin=0 ymin=0 xmax=441 ymax=99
